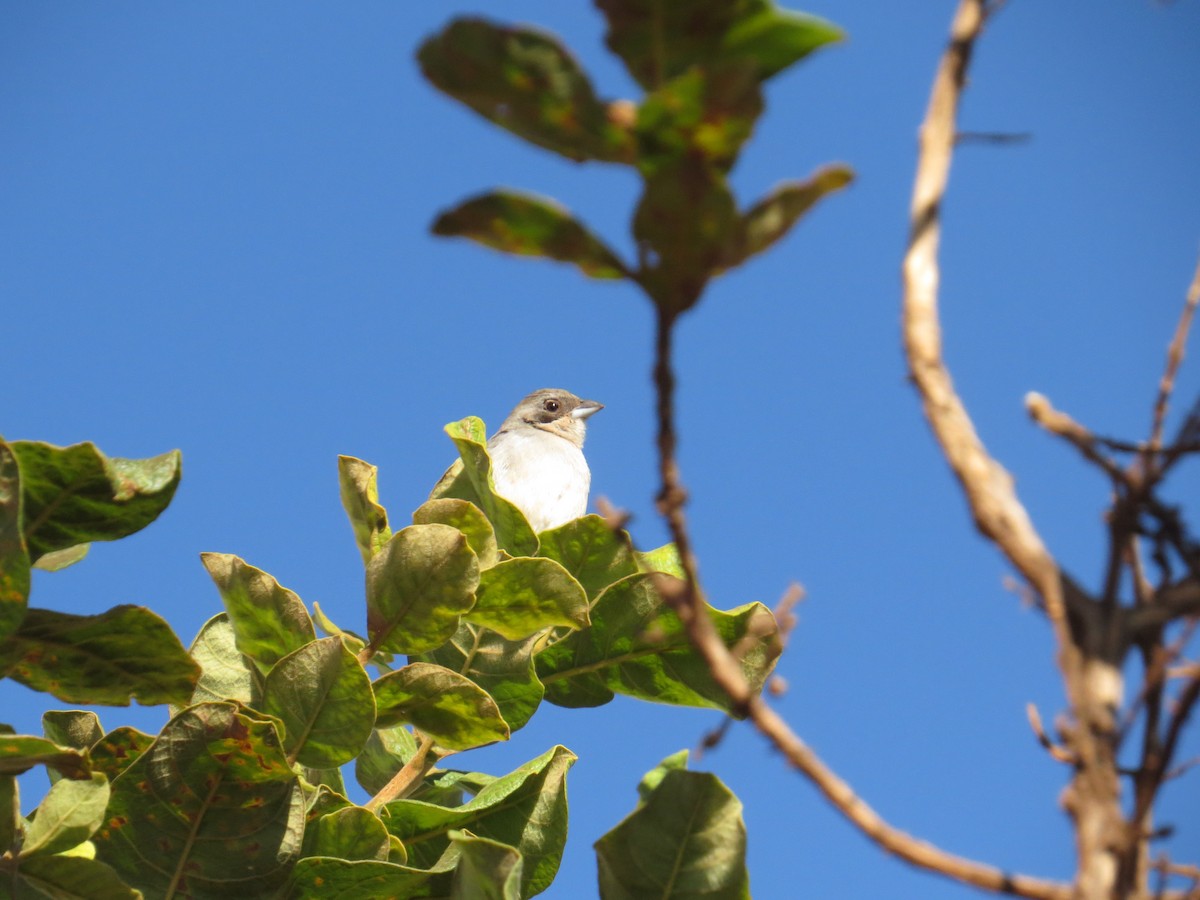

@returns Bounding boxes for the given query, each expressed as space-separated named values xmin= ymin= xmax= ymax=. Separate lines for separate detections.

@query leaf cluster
xmin=422 ymin=0 xmax=854 ymax=316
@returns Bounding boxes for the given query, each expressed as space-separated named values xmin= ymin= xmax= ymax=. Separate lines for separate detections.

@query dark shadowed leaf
xmin=635 ymin=64 xmax=762 ymax=176
xmin=450 ymin=830 xmax=524 ymax=900
xmin=434 ymin=192 xmax=628 ymax=280
xmin=263 ymin=636 xmax=376 ymax=769
xmin=430 ymin=417 xmax=538 ymax=558
xmin=419 ymin=18 xmax=634 ymax=164
xmin=302 ymin=805 xmax=391 ymax=862
xmin=4 ymin=855 xmax=140 ymax=900
xmin=201 ymin=552 xmax=316 ymax=675
xmin=288 ymin=858 xmax=439 ymax=899
xmin=383 ymin=745 xmax=575 ymax=897
xmin=11 ymin=441 xmax=180 ymax=561
xmin=414 ymin=498 xmax=500 ymax=569
xmin=93 ymin=703 xmax=304 ymax=899
xmin=0 ymin=772 xmax=16 ymax=851
xmin=366 ymin=524 xmax=480 ymax=656
xmin=723 ymin=165 xmax=854 ymax=269
xmin=355 ymin=724 xmax=419 ymax=797
xmin=42 ymin=710 xmax=103 ymax=752
xmin=0 ymin=605 xmax=199 ymax=706
xmin=467 ymin=557 xmax=589 ymax=640
xmin=88 ymin=726 xmax=154 ymax=782
xmin=0 ymin=735 xmax=89 ymax=779
xmin=537 ymin=515 xmax=638 ymax=601
xmin=535 ymin=574 xmax=781 ymax=714
xmin=596 ymin=760 xmax=749 ymax=899
xmin=633 ymin=159 xmax=739 ymax=313
xmin=186 ymin=612 xmax=261 ymax=708
xmin=339 ymin=455 xmax=393 ymax=566
xmin=374 ymin=662 xmax=509 ymax=751
xmin=416 ymin=622 xmax=544 ymax=732
xmin=0 ymin=440 xmax=30 ymax=644
xmin=19 ymin=772 xmax=109 ymax=858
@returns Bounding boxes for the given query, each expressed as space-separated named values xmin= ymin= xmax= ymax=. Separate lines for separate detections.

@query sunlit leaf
xmin=720 ymin=4 xmax=843 ymax=79
xmin=19 ymin=772 xmax=109 ymax=858
xmin=185 ymin=612 xmax=261 ymax=708
xmin=355 ymin=725 xmax=420 ymax=798
xmin=88 ymin=727 xmax=153 ymax=782
xmin=339 ymin=455 xmax=392 ymax=565
xmin=3 ymin=855 xmax=139 ymax=899
xmin=263 ymin=636 xmax=376 ymax=769
xmin=383 ymin=745 xmax=575 ymax=897
xmin=536 ymin=515 xmax=637 ymax=602
xmin=0 ymin=734 xmax=89 ymax=779
xmin=596 ymin=756 xmax=749 ymax=898
xmin=414 ymin=498 xmax=500 ymax=569
xmin=374 ymin=663 xmax=509 ymax=751
xmin=467 ymin=557 xmax=589 ymax=640
xmin=302 ymin=805 xmax=391 ymax=862
xmin=11 ymin=441 xmax=180 ymax=561
xmin=42 ymin=710 xmax=103 ymax=752
xmin=200 ymin=552 xmax=316 ymax=675
xmin=31 ymin=542 xmax=90 ymax=572
xmin=365 ymin=524 xmax=480 ymax=656
xmin=0 ymin=605 xmax=199 ymax=707
xmin=93 ymin=703 xmax=304 ymax=899
xmin=419 ymin=18 xmax=634 ymax=164
xmin=536 ymin=574 xmax=781 ymax=714
xmin=288 ymin=858 xmax=439 ymax=898
xmin=431 ymin=417 xmax=538 ymax=558
xmin=416 ymin=622 xmax=544 ymax=732
xmin=635 ymin=543 xmax=684 ymax=578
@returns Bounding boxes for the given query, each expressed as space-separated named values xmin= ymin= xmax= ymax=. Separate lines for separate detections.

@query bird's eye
xmin=544 ymin=399 xmax=560 ymax=412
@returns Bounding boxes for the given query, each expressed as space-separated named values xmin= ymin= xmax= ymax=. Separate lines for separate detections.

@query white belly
xmin=488 ymin=429 xmax=591 ymax=532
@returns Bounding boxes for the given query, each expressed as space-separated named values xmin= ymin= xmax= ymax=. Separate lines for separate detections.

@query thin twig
xmin=365 ymin=733 xmax=439 ymax=812
xmin=1027 ymin=702 xmax=1076 ymax=763
xmin=1150 ymin=255 xmax=1200 ymax=454
xmin=1025 ymin=392 xmax=1128 ymax=485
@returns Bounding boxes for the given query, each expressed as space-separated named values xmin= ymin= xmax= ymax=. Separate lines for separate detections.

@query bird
xmin=487 ymin=388 xmax=603 ymax=532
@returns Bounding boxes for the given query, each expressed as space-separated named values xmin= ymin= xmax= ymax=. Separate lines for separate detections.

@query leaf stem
xmin=365 ymin=733 xmax=439 ymax=812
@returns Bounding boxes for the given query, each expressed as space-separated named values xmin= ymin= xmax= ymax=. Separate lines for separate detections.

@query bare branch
xmin=1150 ymin=255 xmax=1200 ymax=453
xmin=1025 ymin=392 xmax=1129 ymax=485
xmin=1027 ymin=702 xmax=1076 ymax=764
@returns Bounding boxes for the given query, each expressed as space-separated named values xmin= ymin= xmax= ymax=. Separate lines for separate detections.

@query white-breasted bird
xmin=487 ymin=388 xmax=603 ymax=532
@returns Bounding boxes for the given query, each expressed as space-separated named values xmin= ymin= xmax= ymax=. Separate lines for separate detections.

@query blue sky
xmin=3 ymin=2 xmax=1199 ymax=897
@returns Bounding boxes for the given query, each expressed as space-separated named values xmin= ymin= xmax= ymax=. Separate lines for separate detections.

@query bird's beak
xmin=572 ymin=400 xmax=604 ymax=420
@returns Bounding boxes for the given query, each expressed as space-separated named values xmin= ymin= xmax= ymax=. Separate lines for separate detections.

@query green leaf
xmin=374 ymin=663 xmax=509 ymax=751
xmin=450 ymin=830 xmax=524 ymax=900
xmin=536 ymin=515 xmax=638 ymax=601
xmin=383 ymin=745 xmax=575 ymax=897
xmin=636 ymin=543 xmax=684 ymax=578
xmin=412 ymin=770 xmax=497 ymax=809
xmin=0 ymin=772 xmax=18 ymax=852
xmin=42 ymin=711 xmax=103 ymax=752
xmin=0 ymin=605 xmax=199 ymax=706
xmin=3 ymin=854 xmax=140 ymax=899
xmin=596 ymin=763 xmax=749 ymax=899
xmin=93 ymin=703 xmax=304 ymax=899
xmin=200 ymin=552 xmax=316 ymax=675
xmin=186 ymin=612 xmax=261 ymax=708
xmin=636 ymin=64 xmax=762 ymax=176
xmin=365 ymin=524 xmax=480 ymax=656
xmin=413 ymin=499 xmax=500 ymax=569
xmin=0 ymin=440 xmax=30 ymax=644
xmin=416 ymin=622 xmax=544 ymax=732
xmin=11 ymin=441 xmax=180 ymax=561
xmin=633 ymin=158 xmax=739 ymax=314
xmin=262 ymin=636 xmax=376 ymax=769
xmin=467 ymin=557 xmax=589 ymax=640
xmin=355 ymin=725 xmax=419 ymax=797
xmin=720 ymin=4 xmax=844 ymax=79
xmin=431 ymin=417 xmax=538 ymax=557
xmin=88 ymin=727 xmax=153 ymax=783
xmin=598 ymin=0 xmax=840 ymax=89
xmin=0 ymin=735 xmax=90 ymax=779
xmin=20 ymin=772 xmax=109 ymax=858
xmin=31 ymin=542 xmax=90 ymax=572
xmin=434 ymin=191 xmax=628 ymax=280
xmin=723 ymin=165 xmax=854 ymax=270
xmin=535 ymin=574 xmax=781 ymax=714
xmin=338 ymin=455 xmax=392 ymax=566
xmin=288 ymin=858 xmax=439 ymax=898
xmin=302 ymin=805 xmax=390 ymax=862
xmin=637 ymin=749 xmax=691 ymax=803
xmin=418 ymin=18 xmax=634 ymax=164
